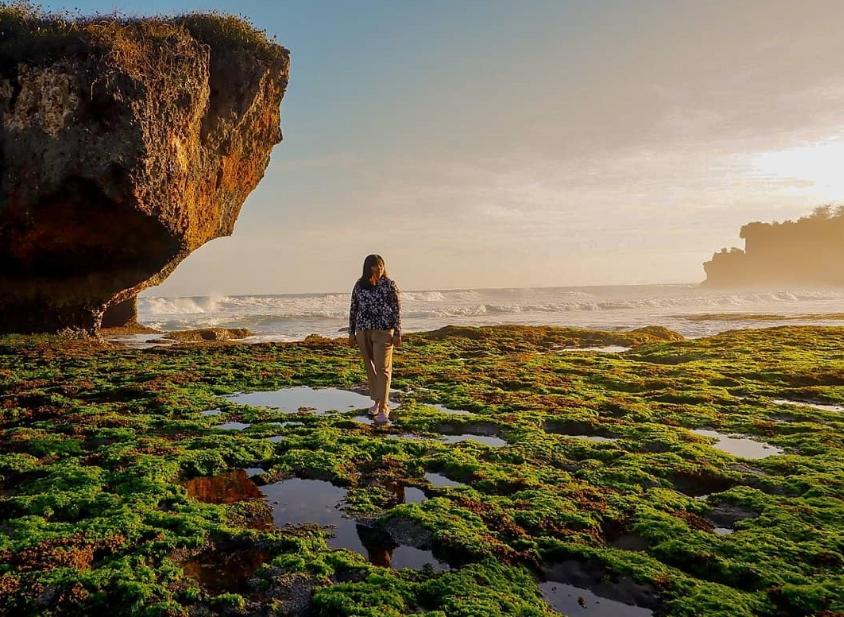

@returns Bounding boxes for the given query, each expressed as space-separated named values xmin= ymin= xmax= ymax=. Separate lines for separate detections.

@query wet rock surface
xmin=2 ymin=324 xmax=842 ymax=616
xmin=381 ymin=516 xmax=434 ymax=550
xmin=260 ymin=571 xmax=315 ymax=616
xmin=163 ymin=328 xmax=252 ymax=342
xmin=432 ymin=421 xmax=507 ymax=446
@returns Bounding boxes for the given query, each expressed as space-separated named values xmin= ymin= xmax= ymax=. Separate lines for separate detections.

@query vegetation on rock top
xmin=0 ymin=1 xmax=288 ymax=70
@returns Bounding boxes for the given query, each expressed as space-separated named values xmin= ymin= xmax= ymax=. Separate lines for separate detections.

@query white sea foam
xmin=141 ymin=295 xmax=225 ymax=314
xmin=137 ymin=284 xmax=844 ymax=341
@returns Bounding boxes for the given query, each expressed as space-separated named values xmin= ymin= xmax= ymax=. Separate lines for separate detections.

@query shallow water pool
xmin=692 ymin=429 xmax=783 ymax=459
xmin=424 ymin=472 xmax=465 ymax=488
xmin=441 ymin=434 xmax=507 ymax=447
xmin=213 ymin=421 xmax=251 ymax=431
xmin=772 ymin=398 xmax=844 ymax=413
xmin=540 ymin=581 xmax=653 ymax=616
xmin=222 ymin=386 xmax=373 ymax=413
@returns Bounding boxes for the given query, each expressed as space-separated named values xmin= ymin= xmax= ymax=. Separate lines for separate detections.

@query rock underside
xmin=0 ymin=11 xmax=289 ymax=333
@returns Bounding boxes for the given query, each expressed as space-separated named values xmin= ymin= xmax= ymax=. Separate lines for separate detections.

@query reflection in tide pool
xmin=429 ymin=403 xmax=473 ymax=416
xmin=258 ymin=478 xmax=446 ymax=570
xmin=441 ymin=434 xmax=507 ymax=447
xmin=259 ymin=478 xmax=366 ymax=554
xmin=538 ymin=559 xmax=658 ymax=617
xmin=106 ymin=333 xmax=173 ymax=349
xmin=184 ymin=469 xmax=262 ymax=504
xmin=435 ymin=422 xmax=504 ymax=448
xmin=404 ymin=487 xmax=428 ymax=503
xmin=213 ymin=421 xmax=251 ymax=431
xmin=366 ymin=543 xmax=450 ymax=572
xmin=221 ymin=386 xmax=372 ymax=413
xmin=773 ymin=398 xmax=844 ymax=413
xmin=692 ymin=429 xmax=783 ymax=459
xmin=392 ymin=545 xmax=449 ymax=571
xmin=181 ymin=547 xmax=270 ymax=596
xmin=557 ymin=345 xmax=630 ymax=353
xmin=182 ymin=472 xmax=449 ymax=572
xmin=540 ymin=581 xmax=653 ymax=616
xmin=567 ymin=435 xmax=617 ymax=443
xmin=424 ymin=472 xmax=465 ymax=488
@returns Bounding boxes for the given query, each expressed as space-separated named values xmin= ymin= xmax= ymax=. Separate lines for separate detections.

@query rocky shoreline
xmin=0 ymin=323 xmax=842 ymax=616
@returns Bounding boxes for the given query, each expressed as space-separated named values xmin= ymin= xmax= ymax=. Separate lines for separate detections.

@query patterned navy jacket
xmin=349 ymin=276 xmax=402 ymax=336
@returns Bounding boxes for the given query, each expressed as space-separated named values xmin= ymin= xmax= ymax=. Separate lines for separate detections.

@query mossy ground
xmin=0 ymin=324 xmax=842 ymax=616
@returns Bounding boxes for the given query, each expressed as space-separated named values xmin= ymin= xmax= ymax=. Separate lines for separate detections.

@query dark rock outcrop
xmin=703 ymin=206 xmax=844 ymax=287
xmin=163 ymin=327 xmax=250 ymax=342
xmin=0 ymin=10 xmax=289 ymax=333
xmin=101 ymin=296 xmax=139 ymax=328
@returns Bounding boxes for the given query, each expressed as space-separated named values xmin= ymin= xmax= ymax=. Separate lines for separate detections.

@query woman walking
xmin=348 ymin=254 xmax=402 ymax=424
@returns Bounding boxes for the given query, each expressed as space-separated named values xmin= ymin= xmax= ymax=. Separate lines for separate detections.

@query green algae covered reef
xmin=0 ymin=324 xmax=842 ymax=616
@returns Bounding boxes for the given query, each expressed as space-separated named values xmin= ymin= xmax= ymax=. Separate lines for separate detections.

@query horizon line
xmin=138 ymin=279 xmax=706 ymax=298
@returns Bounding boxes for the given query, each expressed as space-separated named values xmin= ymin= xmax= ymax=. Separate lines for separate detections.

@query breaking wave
xmin=137 ymin=285 xmax=844 ymax=339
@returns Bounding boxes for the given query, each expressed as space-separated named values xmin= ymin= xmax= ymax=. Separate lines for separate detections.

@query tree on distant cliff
xmin=805 ymin=204 xmax=844 ymax=221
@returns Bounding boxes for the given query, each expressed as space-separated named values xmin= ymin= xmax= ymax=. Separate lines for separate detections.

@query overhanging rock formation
xmin=0 ymin=11 xmax=289 ymax=333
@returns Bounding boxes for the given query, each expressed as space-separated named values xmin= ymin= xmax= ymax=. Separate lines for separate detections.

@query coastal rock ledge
xmin=0 ymin=9 xmax=289 ymax=333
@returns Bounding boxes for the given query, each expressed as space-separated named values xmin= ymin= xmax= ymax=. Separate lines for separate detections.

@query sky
xmin=42 ymin=0 xmax=844 ymax=295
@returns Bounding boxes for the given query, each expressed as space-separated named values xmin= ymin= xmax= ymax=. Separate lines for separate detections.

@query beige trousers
xmin=355 ymin=328 xmax=394 ymax=403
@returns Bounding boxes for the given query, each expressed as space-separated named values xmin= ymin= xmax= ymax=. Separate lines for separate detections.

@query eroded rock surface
xmin=163 ymin=327 xmax=251 ymax=341
xmin=0 ymin=11 xmax=289 ymax=332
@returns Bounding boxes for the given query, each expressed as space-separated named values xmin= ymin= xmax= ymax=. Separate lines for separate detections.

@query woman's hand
xmin=392 ymin=333 xmax=401 ymax=347
xmin=348 ymin=334 xmax=356 ymax=348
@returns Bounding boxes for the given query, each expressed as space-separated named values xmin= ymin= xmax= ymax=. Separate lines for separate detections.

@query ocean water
xmin=136 ymin=284 xmax=844 ymax=342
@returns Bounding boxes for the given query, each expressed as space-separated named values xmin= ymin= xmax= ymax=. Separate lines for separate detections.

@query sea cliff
xmin=703 ymin=206 xmax=844 ymax=287
xmin=0 ymin=8 xmax=289 ymax=333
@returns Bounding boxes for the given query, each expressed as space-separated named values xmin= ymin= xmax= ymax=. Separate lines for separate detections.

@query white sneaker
xmin=368 ymin=402 xmax=379 ymax=416
xmin=373 ymin=412 xmax=390 ymax=425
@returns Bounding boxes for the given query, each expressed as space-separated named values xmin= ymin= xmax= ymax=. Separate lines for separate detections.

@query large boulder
xmin=0 ymin=9 xmax=289 ymax=333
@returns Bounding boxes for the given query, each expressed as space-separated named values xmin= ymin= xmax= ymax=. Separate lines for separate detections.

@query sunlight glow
xmin=752 ymin=139 xmax=844 ymax=200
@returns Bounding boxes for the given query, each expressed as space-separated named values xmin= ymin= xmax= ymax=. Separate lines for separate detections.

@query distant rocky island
xmin=0 ymin=7 xmax=289 ymax=333
xmin=703 ymin=205 xmax=844 ymax=287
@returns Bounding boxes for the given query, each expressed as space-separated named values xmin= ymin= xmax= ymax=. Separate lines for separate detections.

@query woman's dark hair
xmin=359 ymin=254 xmax=387 ymax=289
